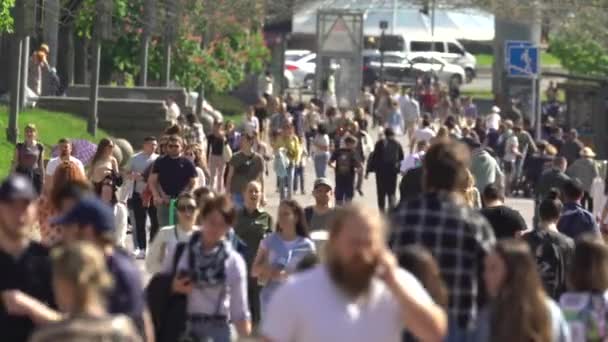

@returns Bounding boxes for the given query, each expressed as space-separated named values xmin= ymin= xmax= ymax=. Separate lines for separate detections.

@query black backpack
xmin=145 ymin=242 xmax=187 ymax=342
xmin=526 ymin=231 xmax=566 ymax=299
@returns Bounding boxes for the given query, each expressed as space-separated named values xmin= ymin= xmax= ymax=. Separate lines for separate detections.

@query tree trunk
xmin=42 ymin=0 xmax=60 ymax=66
xmin=74 ymin=36 xmax=88 ymax=84
xmin=57 ymin=23 xmax=75 ymax=88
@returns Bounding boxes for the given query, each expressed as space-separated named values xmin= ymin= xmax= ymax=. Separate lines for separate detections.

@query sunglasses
xmin=177 ymin=204 xmax=196 ymax=212
xmin=167 ymin=144 xmax=180 ymax=149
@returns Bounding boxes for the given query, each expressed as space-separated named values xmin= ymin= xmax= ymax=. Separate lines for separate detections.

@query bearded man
xmin=261 ymin=204 xmax=447 ymax=342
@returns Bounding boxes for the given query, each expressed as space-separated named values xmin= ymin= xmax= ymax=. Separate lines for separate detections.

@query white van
xmin=402 ymin=35 xmax=477 ymax=81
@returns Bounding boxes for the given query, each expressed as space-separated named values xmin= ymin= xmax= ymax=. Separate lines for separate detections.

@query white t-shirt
xmin=413 ymin=127 xmax=435 ymax=143
xmin=45 ymin=156 xmax=85 ymax=177
xmin=504 ymin=135 xmax=519 ymax=163
xmin=486 ymin=113 xmax=501 ymax=131
xmin=262 ymin=265 xmax=432 ymax=342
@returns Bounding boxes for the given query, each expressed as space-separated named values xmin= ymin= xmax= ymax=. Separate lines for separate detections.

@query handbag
xmin=222 ymin=144 xmax=233 ymax=163
xmin=145 ymin=242 xmax=188 ymax=342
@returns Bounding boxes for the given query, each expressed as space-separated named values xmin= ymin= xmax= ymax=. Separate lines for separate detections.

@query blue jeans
xmin=286 ymin=164 xmax=295 ymax=199
xmin=189 ymin=318 xmax=231 ymax=342
xmin=335 ymin=177 xmax=354 ymax=205
xmin=314 ymin=152 xmax=330 ymax=178
xmin=446 ymin=317 xmax=476 ymax=342
xmin=278 ymin=176 xmax=289 ymax=200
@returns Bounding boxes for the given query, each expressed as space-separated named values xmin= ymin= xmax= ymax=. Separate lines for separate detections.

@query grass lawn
xmin=0 ymin=106 xmax=109 ymax=178
xmin=475 ymin=52 xmax=561 ymax=68
xmin=206 ymin=93 xmax=246 ymax=124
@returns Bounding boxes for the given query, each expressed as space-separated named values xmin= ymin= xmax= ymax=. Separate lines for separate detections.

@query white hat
xmin=491 ymin=106 xmax=501 ymax=113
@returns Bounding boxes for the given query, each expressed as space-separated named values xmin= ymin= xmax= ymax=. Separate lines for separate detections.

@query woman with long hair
xmin=167 ymin=195 xmax=251 ymax=341
xmin=38 ymin=161 xmax=88 ymax=246
xmin=184 ymin=143 xmax=209 ymax=188
xmin=146 ymin=193 xmax=200 ymax=274
xmin=461 ymin=169 xmax=481 ymax=209
xmin=88 ymin=138 xmax=120 ymax=185
xmin=207 ymin=121 xmax=228 ymax=192
xmin=12 ymin=123 xmax=45 ymax=195
xmin=476 ymin=239 xmax=570 ymax=342
xmin=29 ymin=242 xmax=141 ymax=342
xmin=95 ymin=174 xmax=129 ymax=249
xmin=252 ymin=199 xmax=315 ymax=315
xmin=560 ymin=236 xmax=608 ymax=341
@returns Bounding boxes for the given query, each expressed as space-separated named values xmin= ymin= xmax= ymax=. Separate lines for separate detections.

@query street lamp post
xmin=379 ymin=20 xmax=388 ymax=83
xmin=88 ymin=0 xmax=112 ymax=136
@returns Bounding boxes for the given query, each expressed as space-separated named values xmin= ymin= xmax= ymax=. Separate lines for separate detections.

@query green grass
xmin=206 ymin=93 xmax=246 ymax=124
xmin=462 ymin=89 xmax=566 ymax=102
xmin=475 ymin=52 xmax=561 ymax=68
xmin=0 ymin=106 xmax=109 ymax=178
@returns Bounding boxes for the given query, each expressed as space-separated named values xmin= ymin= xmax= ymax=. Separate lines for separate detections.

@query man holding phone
xmin=261 ymin=204 xmax=447 ymax=342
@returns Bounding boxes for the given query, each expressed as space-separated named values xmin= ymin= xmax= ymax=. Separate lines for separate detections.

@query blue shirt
xmin=107 ymin=249 xmax=145 ymax=334
xmin=557 ymin=202 xmax=600 ymax=240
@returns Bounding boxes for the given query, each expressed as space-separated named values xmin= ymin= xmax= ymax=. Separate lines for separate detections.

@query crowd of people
xmin=2 ymin=76 xmax=608 ymax=342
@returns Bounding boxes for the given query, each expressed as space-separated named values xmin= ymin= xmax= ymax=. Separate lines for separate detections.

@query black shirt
xmin=207 ymin=134 xmax=226 ymax=156
xmin=0 ymin=242 xmax=54 ymax=342
xmin=480 ymin=205 xmax=528 ymax=239
xmin=152 ymin=155 xmax=197 ymax=198
xmin=330 ymin=148 xmax=360 ymax=182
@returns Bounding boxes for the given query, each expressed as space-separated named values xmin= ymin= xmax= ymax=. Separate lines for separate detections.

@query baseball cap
xmin=0 ymin=175 xmax=38 ymax=202
xmin=313 ymin=178 xmax=333 ymax=190
xmin=51 ymin=196 xmax=115 ymax=233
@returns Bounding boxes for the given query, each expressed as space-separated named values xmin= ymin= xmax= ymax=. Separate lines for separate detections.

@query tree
xmin=0 ymin=0 xmax=15 ymax=33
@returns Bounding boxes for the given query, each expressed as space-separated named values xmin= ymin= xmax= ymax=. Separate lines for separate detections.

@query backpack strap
xmin=172 ymin=242 xmax=187 ymax=275
xmin=304 ymin=206 xmax=314 ymax=227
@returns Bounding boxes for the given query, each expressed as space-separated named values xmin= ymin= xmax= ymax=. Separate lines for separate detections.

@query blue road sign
xmin=504 ymin=40 xmax=532 ymax=65
xmin=507 ymin=44 xmax=539 ymax=78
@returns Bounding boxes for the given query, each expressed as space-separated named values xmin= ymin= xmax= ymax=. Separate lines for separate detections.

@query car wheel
xmin=465 ymin=68 xmax=475 ymax=83
xmin=450 ymin=74 xmax=463 ymax=87
xmin=304 ymin=74 xmax=314 ymax=89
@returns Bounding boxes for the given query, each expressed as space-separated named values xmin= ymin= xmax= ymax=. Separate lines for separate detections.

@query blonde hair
xmin=51 ymin=242 xmax=113 ymax=311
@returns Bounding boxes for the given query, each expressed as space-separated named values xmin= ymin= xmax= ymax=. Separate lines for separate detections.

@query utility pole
xmin=88 ymin=0 xmax=113 ymax=136
xmin=8 ymin=0 xmax=36 ymax=143
xmin=162 ymin=0 xmax=178 ymax=88
xmin=139 ymin=0 xmax=156 ymax=86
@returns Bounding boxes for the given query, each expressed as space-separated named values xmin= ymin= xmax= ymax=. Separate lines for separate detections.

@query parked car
xmin=402 ymin=35 xmax=477 ymax=82
xmin=285 ymin=50 xmax=312 ymax=62
xmin=406 ymin=52 xmax=466 ymax=86
xmin=362 ymin=51 xmax=420 ymax=86
xmin=285 ymin=53 xmax=317 ymax=89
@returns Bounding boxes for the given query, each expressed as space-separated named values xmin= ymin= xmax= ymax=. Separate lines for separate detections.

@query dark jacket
xmin=536 ymin=168 xmax=570 ymax=200
xmin=368 ymin=138 xmax=404 ymax=175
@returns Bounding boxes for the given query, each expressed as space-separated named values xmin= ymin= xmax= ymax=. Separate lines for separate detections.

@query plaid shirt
xmin=390 ymin=192 xmax=496 ymax=329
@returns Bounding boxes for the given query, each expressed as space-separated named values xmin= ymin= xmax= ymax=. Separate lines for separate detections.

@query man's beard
xmin=327 ymin=253 xmax=376 ymax=299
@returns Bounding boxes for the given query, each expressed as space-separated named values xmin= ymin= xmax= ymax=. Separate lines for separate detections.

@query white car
xmin=285 ymin=50 xmax=312 ymax=63
xmin=285 ymin=53 xmax=317 ymax=89
xmin=406 ymin=52 xmax=466 ymax=86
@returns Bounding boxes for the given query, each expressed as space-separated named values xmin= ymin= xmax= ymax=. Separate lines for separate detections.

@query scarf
xmin=188 ymin=232 xmax=229 ymax=287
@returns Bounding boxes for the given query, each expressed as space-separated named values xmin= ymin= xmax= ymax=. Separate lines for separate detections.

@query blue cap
xmin=51 ymin=196 xmax=115 ymax=233
xmin=0 ymin=175 xmax=37 ymax=202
